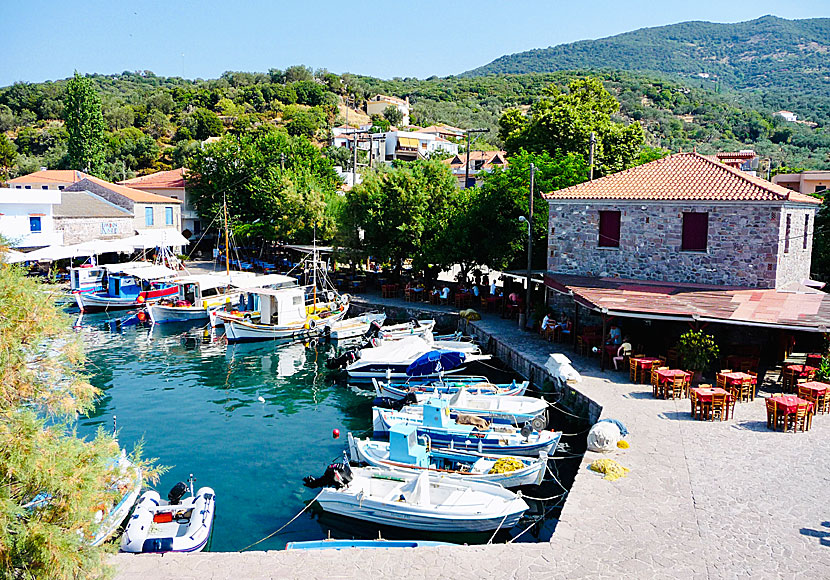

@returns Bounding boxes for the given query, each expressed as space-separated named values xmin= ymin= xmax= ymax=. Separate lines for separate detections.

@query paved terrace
xmin=115 ymin=296 xmax=830 ymax=579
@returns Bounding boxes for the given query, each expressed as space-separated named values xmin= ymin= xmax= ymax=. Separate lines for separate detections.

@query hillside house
xmin=775 ymin=110 xmax=798 ymax=122
xmin=541 ymin=152 xmax=830 ymax=363
xmin=53 ymin=190 xmax=133 ymax=244
xmin=366 ymin=95 xmax=410 ymax=126
xmin=773 ymin=171 xmax=830 ymax=196
xmin=0 ymin=188 xmax=63 ymax=248
xmin=442 ymin=150 xmax=508 ymax=187
xmin=383 ymin=130 xmax=457 ymax=161
xmin=6 ymin=169 xmax=89 ymax=190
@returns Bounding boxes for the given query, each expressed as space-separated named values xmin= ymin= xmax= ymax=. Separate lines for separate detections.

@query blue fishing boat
xmin=372 ymin=398 xmax=560 ymax=457
xmin=372 ymin=377 xmax=528 ymax=400
xmin=75 ymin=264 xmax=178 ymax=312
xmin=285 ymin=538 xmax=451 ymax=550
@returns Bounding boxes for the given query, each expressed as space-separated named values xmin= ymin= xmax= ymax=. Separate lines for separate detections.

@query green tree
xmin=339 ymin=159 xmax=459 ymax=275
xmin=63 ymin=72 xmax=107 ymax=175
xmin=0 ymin=250 xmax=162 ymax=579
xmin=501 ymin=78 xmax=645 ymax=176
xmin=383 ymin=105 xmax=403 ymax=127
xmin=186 ymin=127 xmax=340 ymax=243
xmin=434 ymin=150 xmax=586 ymax=276
xmin=184 ymin=107 xmax=224 ymax=141
xmin=0 ymin=134 xmax=17 ymax=177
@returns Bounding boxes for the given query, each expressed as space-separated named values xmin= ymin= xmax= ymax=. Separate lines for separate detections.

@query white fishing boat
xmin=222 ymin=285 xmax=349 ymax=342
xmin=373 ymin=398 xmax=560 ymax=457
xmin=383 ymin=387 xmax=550 ymax=428
xmin=89 ymin=450 xmax=143 ymax=546
xmin=373 ymin=377 xmax=529 ymax=400
xmin=343 ymin=336 xmax=489 ymax=381
xmin=121 ymin=477 xmax=215 ymax=553
xmin=147 ymin=273 xmax=297 ymax=324
xmin=325 ymin=312 xmax=387 ymax=340
xmin=313 ymin=466 xmax=528 ymax=532
xmin=378 ymin=320 xmax=435 ymax=340
xmin=347 ymin=425 xmax=547 ymax=488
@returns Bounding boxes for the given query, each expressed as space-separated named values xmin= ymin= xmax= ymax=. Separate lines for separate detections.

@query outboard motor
xmin=303 ymin=462 xmax=353 ymax=489
xmin=520 ymin=422 xmax=535 ymax=440
xmin=167 ymin=482 xmax=189 ymax=505
xmin=372 ymin=391 xmax=419 ymax=411
xmin=326 ymin=349 xmax=358 ymax=370
xmin=364 ymin=321 xmax=382 ymax=339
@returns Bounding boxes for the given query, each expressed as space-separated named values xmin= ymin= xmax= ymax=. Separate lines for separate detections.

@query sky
xmin=1 ymin=0 xmax=829 ymax=86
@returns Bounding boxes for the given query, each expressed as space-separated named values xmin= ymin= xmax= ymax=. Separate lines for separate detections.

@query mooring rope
xmin=508 ymin=493 xmax=568 ymax=544
xmin=486 ymin=512 xmax=510 ymax=545
xmin=238 ymin=489 xmax=324 ymax=552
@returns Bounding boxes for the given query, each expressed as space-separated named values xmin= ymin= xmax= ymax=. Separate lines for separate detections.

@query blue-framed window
xmin=165 ymin=206 xmax=173 ymax=225
xmin=145 ymin=207 xmax=154 ymax=226
xmin=29 ymin=216 xmax=42 ymax=232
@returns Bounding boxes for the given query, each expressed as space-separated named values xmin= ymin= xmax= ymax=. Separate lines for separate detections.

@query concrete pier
xmin=115 ymin=297 xmax=830 ymax=579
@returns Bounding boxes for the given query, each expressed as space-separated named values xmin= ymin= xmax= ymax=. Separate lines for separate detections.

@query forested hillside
xmin=465 ymin=16 xmax=830 ymax=126
xmin=1 ymin=64 xmax=829 ymax=183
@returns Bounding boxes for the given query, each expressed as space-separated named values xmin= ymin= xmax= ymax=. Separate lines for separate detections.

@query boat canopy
xmin=358 ymin=336 xmax=431 ymax=363
xmin=108 ymin=263 xmax=178 ymax=280
xmin=237 ymin=273 xmax=298 ymax=289
xmin=127 ymin=229 xmax=189 ymax=249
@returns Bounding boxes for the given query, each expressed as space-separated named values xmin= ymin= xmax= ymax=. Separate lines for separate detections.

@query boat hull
xmin=76 ymin=286 xmax=178 ymax=312
xmin=121 ymin=487 xmax=215 ymax=553
xmin=147 ymin=304 xmax=211 ymax=324
xmin=373 ymin=378 xmax=529 ymax=400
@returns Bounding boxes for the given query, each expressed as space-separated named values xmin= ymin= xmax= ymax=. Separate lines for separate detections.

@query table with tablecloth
xmin=655 ymin=368 xmax=689 ymax=398
xmin=630 ymin=357 xmax=662 ymax=383
xmin=769 ymin=395 xmax=814 ymax=431
xmin=690 ymin=387 xmax=734 ymax=420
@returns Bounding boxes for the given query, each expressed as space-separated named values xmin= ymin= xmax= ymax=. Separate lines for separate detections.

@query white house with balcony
xmin=383 ymin=130 xmax=458 ymax=161
xmin=0 ymin=188 xmax=64 ymax=248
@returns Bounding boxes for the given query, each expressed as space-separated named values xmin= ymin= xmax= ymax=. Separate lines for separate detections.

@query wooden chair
xmin=716 ymin=373 xmax=727 ymax=391
xmin=666 ymin=348 xmax=679 ymax=369
xmin=651 ymin=366 xmax=661 ymax=397
xmin=658 ymin=355 xmax=667 ymax=365
xmin=720 ymin=368 xmax=732 ymax=374
xmin=710 ymin=392 xmax=728 ymax=421
xmin=737 ymin=377 xmax=753 ymax=403
xmin=667 ymin=376 xmax=685 ymax=400
xmin=766 ymin=398 xmax=781 ymax=430
xmin=689 ymin=389 xmax=700 ymax=419
xmin=815 ymin=391 xmax=829 ymax=415
xmin=795 ymin=402 xmax=811 ymax=432
xmin=629 ymin=357 xmax=639 ymax=383
xmin=746 ymin=371 xmax=758 ymax=400
xmin=782 ymin=367 xmax=796 ymax=393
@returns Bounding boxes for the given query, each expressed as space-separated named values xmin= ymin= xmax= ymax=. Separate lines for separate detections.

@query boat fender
xmin=306 ymin=318 xmax=317 ymax=330
xmin=137 ymin=293 xmax=146 ymax=303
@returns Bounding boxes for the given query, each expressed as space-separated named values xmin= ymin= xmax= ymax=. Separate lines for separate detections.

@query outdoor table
xmin=719 ymin=371 xmax=753 ymax=387
xmin=806 ymin=353 xmax=823 ymax=368
xmin=485 ymin=296 xmax=503 ymax=312
xmin=655 ymin=368 xmax=688 ymax=398
xmin=798 ymin=381 xmax=829 ymax=397
xmin=631 ymin=357 xmax=662 ymax=383
xmin=770 ymin=395 xmax=814 ymax=431
xmin=725 ymin=355 xmax=759 ymax=372
xmin=784 ymin=364 xmax=817 ymax=378
xmin=691 ymin=387 xmax=733 ymax=420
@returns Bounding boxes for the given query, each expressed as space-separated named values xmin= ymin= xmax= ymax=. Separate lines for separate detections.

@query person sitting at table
xmin=440 ymin=285 xmax=450 ymax=304
xmin=472 ymin=283 xmax=480 ymax=297
xmin=613 ymin=338 xmax=633 ymax=370
xmin=541 ymin=311 xmax=556 ymax=341
xmin=606 ymin=324 xmax=622 ymax=346
xmin=490 ymin=279 xmax=497 ymax=296
xmin=508 ymin=292 xmax=519 ymax=305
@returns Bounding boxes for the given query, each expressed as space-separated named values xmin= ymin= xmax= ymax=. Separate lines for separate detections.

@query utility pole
xmin=464 ymin=128 xmax=488 ymax=188
xmin=589 ymin=132 xmax=596 ymax=181
xmin=280 ymin=153 xmax=285 ymax=171
xmin=526 ymin=163 xmax=535 ymax=326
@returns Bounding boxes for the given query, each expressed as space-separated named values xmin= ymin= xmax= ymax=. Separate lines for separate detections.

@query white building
xmin=366 ymin=95 xmax=410 ymax=126
xmin=383 ymin=130 xmax=458 ymax=161
xmin=775 ymin=110 xmax=798 ymax=122
xmin=0 ymin=188 xmax=63 ymax=248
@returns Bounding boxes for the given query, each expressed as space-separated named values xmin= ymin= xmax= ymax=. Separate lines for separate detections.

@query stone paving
xmin=114 ymin=302 xmax=830 ymax=579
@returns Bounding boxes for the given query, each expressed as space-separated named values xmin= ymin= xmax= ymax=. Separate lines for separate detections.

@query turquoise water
xmin=75 ymin=313 xmax=579 ymax=551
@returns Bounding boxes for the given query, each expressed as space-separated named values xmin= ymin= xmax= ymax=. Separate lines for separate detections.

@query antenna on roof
xmin=693 ymin=146 xmax=697 ymax=154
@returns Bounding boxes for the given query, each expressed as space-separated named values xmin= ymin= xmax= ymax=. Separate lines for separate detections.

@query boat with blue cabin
xmin=373 ymin=398 xmax=560 ymax=457
xmin=75 ymin=263 xmax=179 ymax=312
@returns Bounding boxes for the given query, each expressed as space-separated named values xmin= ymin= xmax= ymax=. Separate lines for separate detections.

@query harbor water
xmin=74 ymin=313 xmax=582 ymax=551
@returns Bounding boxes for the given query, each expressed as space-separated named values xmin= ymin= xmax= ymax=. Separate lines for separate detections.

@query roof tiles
xmin=119 ymin=168 xmax=186 ymax=189
xmin=542 ymin=152 xmax=821 ymax=205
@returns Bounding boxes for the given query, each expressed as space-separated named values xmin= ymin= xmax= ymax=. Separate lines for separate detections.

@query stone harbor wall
xmin=546 ymin=200 xmax=800 ymax=288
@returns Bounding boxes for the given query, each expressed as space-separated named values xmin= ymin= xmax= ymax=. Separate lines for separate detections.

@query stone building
xmin=540 ymin=152 xmax=830 ymax=365
xmin=545 ymin=152 xmax=820 ymax=290
xmin=53 ymin=190 xmax=133 ymax=244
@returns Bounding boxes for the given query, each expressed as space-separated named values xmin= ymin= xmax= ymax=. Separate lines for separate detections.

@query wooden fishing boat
xmin=313 ymin=467 xmax=528 ymax=533
xmin=89 ymin=450 xmax=143 ymax=546
xmin=75 ymin=264 xmax=178 ymax=312
xmin=372 ymin=377 xmax=528 ymax=400
xmin=372 ymin=398 xmax=560 ymax=457
xmin=326 ymin=312 xmax=387 ymax=340
xmin=347 ymin=425 xmax=547 ymax=488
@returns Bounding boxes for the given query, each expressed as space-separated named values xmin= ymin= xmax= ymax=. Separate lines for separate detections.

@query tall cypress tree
xmin=63 ymin=72 xmax=106 ymax=176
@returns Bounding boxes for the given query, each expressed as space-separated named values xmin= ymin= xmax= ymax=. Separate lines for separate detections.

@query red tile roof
xmin=76 ymin=177 xmax=182 ymax=204
xmin=119 ymin=168 xmax=186 ymax=189
xmin=8 ymin=169 xmax=89 ymax=185
xmin=545 ymin=273 xmax=830 ymax=331
xmin=542 ymin=152 xmax=821 ymax=205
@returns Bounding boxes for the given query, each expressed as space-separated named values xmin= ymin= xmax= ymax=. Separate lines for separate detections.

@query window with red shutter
xmin=681 ymin=212 xmax=708 ymax=251
xmin=598 ymin=211 xmax=621 ymax=248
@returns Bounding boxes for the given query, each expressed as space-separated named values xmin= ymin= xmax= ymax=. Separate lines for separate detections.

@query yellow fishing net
xmin=590 ymin=458 xmax=630 ymax=481
xmin=488 ymin=458 xmax=524 ymax=474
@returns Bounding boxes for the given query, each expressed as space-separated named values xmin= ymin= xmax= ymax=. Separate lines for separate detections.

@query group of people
xmin=540 ymin=311 xmax=572 ymax=341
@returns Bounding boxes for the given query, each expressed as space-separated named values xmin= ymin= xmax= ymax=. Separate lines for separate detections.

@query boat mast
xmin=223 ymin=193 xmax=230 ymax=277
xmin=312 ymin=222 xmax=317 ymax=310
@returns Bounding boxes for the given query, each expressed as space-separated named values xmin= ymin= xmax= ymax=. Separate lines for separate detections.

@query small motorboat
xmin=347 ymin=424 xmax=547 ymax=488
xmin=89 ymin=450 xmax=143 ymax=546
xmin=121 ymin=477 xmax=215 ymax=553
xmin=377 ymin=388 xmax=550 ymax=428
xmin=285 ymin=538 xmax=451 ymax=550
xmin=326 ymin=312 xmax=387 ymax=340
xmin=373 ymin=398 xmax=561 ymax=457
xmin=372 ymin=377 xmax=528 ymax=400
xmin=344 ymin=338 xmax=489 ymax=381
xmin=378 ymin=320 xmax=435 ymax=340
xmin=306 ymin=465 xmax=528 ymax=533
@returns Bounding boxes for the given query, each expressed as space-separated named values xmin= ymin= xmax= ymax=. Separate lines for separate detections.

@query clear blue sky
xmin=2 ymin=0 xmax=828 ymax=86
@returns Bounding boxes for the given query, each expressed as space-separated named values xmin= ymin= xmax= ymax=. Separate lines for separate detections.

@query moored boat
xmin=373 ymin=377 xmax=529 ymax=400
xmin=90 ymin=450 xmax=143 ymax=546
xmin=378 ymin=320 xmax=435 ymax=340
xmin=121 ymin=478 xmax=215 ymax=553
xmin=285 ymin=538 xmax=452 ymax=550
xmin=372 ymin=398 xmax=560 ymax=457
xmin=75 ymin=264 xmax=178 ymax=312
xmin=309 ymin=466 xmax=528 ymax=533
xmin=325 ymin=312 xmax=387 ymax=340
xmin=347 ymin=425 xmax=547 ymax=488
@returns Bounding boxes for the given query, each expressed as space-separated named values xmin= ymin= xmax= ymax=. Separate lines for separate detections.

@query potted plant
xmin=676 ymin=330 xmax=720 ymax=383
